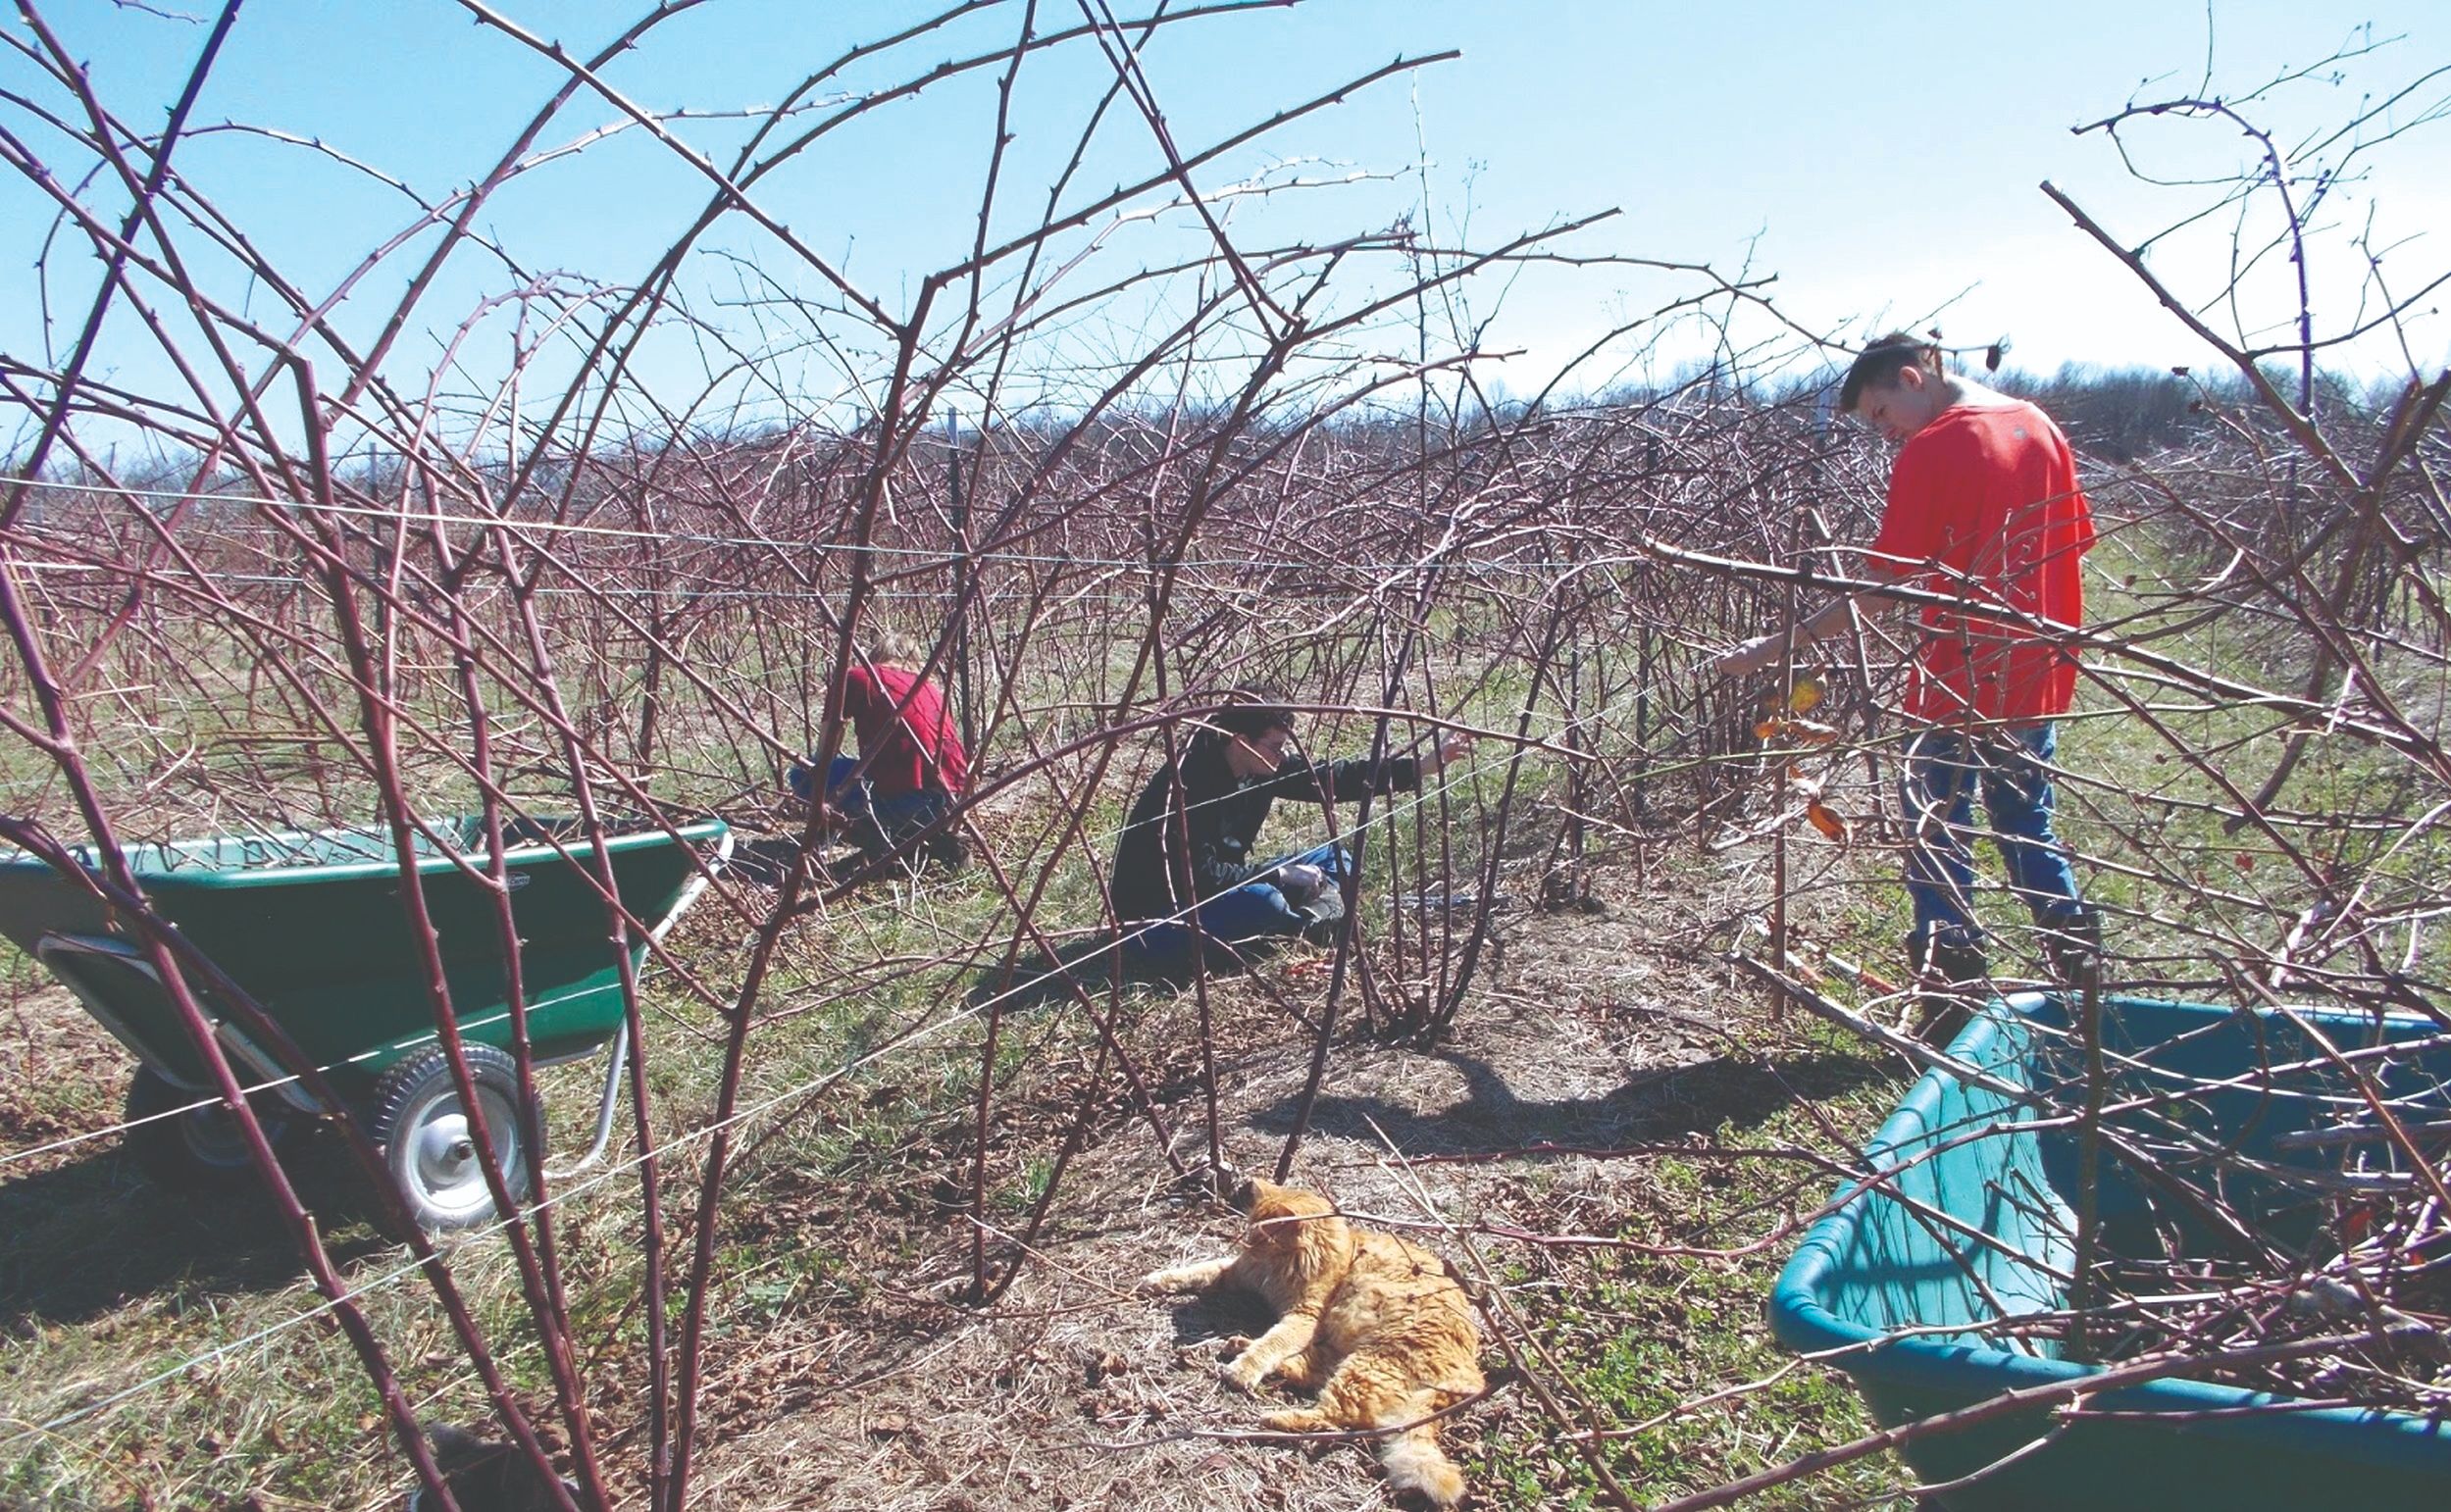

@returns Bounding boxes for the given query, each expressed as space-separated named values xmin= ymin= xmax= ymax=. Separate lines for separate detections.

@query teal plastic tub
xmin=1769 ymin=992 xmax=2451 ymax=1510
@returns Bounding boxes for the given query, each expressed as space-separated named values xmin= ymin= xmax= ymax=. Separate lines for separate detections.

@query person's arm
xmin=1721 ymin=428 xmax=1952 ymax=680
xmin=1284 ymin=731 xmax=1473 ymax=801
xmin=822 ymin=667 xmax=884 ymax=811
xmin=1716 ymin=586 xmax=1905 ymax=678
xmin=836 ymin=663 xmax=880 ymax=733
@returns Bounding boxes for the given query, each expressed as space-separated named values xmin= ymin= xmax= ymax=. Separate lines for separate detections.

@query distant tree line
xmin=1994 ymin=361 xmax=2421 ymax=464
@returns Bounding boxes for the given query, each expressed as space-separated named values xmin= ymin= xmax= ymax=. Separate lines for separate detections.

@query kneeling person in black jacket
xmin=1109 ymin=695 xmax=1468 ymax=966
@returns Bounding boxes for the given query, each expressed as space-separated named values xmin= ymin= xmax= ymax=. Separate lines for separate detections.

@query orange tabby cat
xmin=1145 ymin=1177 xmax=1485 ymax=1508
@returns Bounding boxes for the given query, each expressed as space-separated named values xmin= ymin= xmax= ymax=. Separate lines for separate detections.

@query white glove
xmin=1276 ymin=862 xmax=1326 ymax=901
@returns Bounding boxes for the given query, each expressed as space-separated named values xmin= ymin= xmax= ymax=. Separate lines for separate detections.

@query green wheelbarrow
xmin=0 ymin=815 xmax=730 ymax=1231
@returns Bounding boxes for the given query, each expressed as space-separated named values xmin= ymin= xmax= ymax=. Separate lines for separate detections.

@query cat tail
xmin=1377 ymin=1395 xmax=1465 ymax=1509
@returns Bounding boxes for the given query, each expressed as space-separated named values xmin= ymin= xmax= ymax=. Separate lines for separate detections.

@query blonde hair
xmin=863 ymin=628 xmax=928 ymax=668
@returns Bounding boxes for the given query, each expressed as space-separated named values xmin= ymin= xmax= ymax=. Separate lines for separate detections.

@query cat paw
xmin=1218 ymin=1357 xmax=1266 ymax=1394
xmin=1261 ymin=1409 xmax=1326 ymax=1434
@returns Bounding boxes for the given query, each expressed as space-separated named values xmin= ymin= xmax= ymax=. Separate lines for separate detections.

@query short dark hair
xmin=1211 ymin=688 xmax=1295 ymax=741
xmin=1838 ymin=332 xmax=1943 ymax=413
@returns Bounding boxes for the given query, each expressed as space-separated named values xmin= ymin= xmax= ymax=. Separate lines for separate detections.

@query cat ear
xmin=1221 ymin=1166 xmax=1256 ymax=1210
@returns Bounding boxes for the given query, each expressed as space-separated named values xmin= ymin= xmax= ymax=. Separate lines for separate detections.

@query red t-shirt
xmin=843 ymin=663 xmax=969 ymax=798
xmin=1868 ymin=399 xmax=2094 ymax=724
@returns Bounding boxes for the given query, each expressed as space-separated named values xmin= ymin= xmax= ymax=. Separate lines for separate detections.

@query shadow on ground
xmin=1248 ymin=1044 xmax=1895 ymax=1157
xmin=963 ymin=932 xmax=1287 ymax=1014
xmin=0 ymin=1136 xmax=387 ymax=1325
xmin=725 ymin=833 xmax=823 ymax=889
xmin=1152 ymin=1282 xmax=1276 ymax=1353
xmin=730 ymin=832 xmax=977 ymax=896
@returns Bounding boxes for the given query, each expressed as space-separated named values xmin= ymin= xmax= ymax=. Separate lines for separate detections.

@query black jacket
xmin=1108 ymin=730 xmax=1422 ymax=921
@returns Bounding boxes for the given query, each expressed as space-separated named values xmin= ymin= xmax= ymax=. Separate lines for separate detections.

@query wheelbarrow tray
xmin=1769 ymin=991 xmax=2451 ymax=1511
xmin=0 ymin=815 xmax=727 ymax=1102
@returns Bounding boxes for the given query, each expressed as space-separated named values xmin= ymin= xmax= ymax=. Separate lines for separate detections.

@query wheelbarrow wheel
xmin=368 ymin=1044 xmax=536 ymax=1233
xmin=123 ymin=1066 xmax=300 ymax=1192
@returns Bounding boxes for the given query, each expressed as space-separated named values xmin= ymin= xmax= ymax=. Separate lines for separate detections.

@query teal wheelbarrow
xmin=0 ymin=816 xmax=729 ymax=1231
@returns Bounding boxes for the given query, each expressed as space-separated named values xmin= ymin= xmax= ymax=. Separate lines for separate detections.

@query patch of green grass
xmin=1472 ymin=1032 xmax=1918 ymax=1510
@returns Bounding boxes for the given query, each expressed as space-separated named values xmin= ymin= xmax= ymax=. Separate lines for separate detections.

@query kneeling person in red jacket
xmin=791 ymin=629 xmax=970 ymax=870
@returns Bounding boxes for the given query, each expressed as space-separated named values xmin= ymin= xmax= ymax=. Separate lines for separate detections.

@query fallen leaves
xmin=1751 ymin=716 xmax=1836 ymax=745
xmin=1805 ymin=801 xmax=1848 ymax=841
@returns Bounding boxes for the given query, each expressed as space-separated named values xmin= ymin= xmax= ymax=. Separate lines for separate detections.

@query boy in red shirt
xmin=790 ymin=629 xmax=970 ymax=870
xmin=1720 ymin=334 xmax=2099 ymax=1035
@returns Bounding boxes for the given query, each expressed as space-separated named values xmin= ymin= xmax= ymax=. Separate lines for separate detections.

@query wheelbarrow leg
xmin=537 ymin=824 xmax=724 ymax=1183
xmin=543 ymin=1021 xmax=629 ymax=1182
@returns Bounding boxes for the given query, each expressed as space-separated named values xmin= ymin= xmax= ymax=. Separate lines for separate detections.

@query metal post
xmin=945 ymin=408 xmax=976 ymax=755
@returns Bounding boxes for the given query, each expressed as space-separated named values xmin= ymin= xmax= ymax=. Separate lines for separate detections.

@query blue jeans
xmin=1125 ymin=842 xmax=1352 ymax=964
xmin=1901 ymin=724 xmax=2084 ymax=949
xmin=793 ymin=755 xmax=954 ymax=858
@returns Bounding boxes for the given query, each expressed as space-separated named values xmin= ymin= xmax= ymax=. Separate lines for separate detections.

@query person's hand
xmin=1716 ymin=634 xmax=1783 ymax=680
xmin=1277 ymin=862 xmax=1326 ymax=901
xmin=1421 ymin=731 xmax=1473 ymax=774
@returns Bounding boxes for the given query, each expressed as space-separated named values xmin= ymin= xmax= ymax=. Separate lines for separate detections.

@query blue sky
xmin=5 ymin=0 xmax=2446 ymax=449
